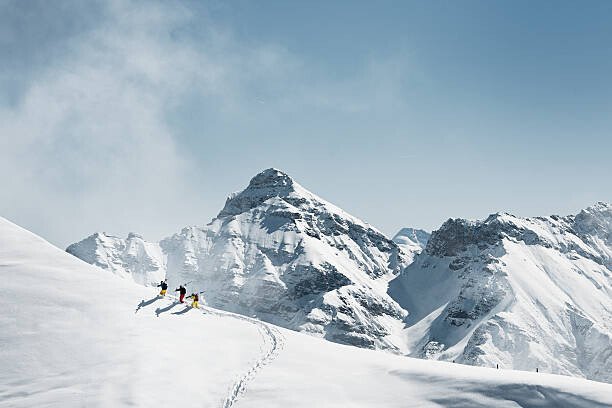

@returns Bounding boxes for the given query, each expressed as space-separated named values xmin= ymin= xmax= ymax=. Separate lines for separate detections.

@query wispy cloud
xmin=0 ymin=0 xmax=415 ymax=246
xmin=1 ymin=1 xmax=215 ymax=245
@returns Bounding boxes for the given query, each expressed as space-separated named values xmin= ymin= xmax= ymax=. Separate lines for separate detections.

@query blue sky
xmin=1 ymin=0 xmax=611 ymax=247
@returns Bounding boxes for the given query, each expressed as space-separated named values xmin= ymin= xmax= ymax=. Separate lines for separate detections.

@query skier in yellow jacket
xmin=187 ymin=292 xmax=200 ymax=309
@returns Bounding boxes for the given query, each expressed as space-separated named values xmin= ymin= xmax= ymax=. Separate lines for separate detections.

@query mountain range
xmin=66 ymin=168 xmax=611 ymax=383
xmin=390 ymin=202 xmax=611 ymax=382
xmin=4 ymin=215 xmax=611 ymax=407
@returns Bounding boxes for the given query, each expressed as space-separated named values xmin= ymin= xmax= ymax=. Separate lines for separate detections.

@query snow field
xmin=1 ymin=216 xmax=611 ymax=407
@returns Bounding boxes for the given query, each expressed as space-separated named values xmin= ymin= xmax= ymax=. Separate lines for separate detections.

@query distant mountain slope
xmin=3 ymin=216 xmax=612 ymax=407
xmin=388 ymin=202 xmax=612 ymax=383
xmin=68 ymin=168 xmax=411 ymax=350
xmin=392 ymin=227 xmax=430 ymax=263
xmin=66 ymin=231 xmax=164 ymax=285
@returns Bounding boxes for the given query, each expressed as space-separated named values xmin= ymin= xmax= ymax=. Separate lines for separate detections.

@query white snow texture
xmin=2 ymin=216 xmax=612 ymax=407
xmin=66 ymin=168 xmax=612 ymax=384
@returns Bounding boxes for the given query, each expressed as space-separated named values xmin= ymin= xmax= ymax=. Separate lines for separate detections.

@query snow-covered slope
xmin=68 ymin=169 xmax=410 ymax=351
xmin=389 ymin=202 xmax=612 ymax=383
xmin=2 ymin=216 xmax=612 ymax=407
xmin=66 ymin=231 xmax=164 ymax=286
xmin=0 ymin=217 xmax=264 ymax=407
xmin=65 ymin=170 xmax=611 ymax=383
xmin=392 ymin=227 xmax=430 ymax=263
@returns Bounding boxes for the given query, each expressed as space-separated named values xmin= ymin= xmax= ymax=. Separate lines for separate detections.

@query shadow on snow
xmin=135 ymin=296 xmax=161 ymax=314
xmin=155 ymin=302 xmax=180 ymax=317
xmin=172 ymin=306 xmax=193 ymax=315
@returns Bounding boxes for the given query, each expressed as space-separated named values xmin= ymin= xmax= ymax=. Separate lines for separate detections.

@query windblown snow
xmin=66 ymin=168 xmax=612 ymax=384
xmin=2 ymin=216 xmax=612 ymax=407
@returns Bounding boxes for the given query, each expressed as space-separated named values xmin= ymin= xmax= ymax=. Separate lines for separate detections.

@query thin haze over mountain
xmin=1 ymin=0 xmax=611 ymax=248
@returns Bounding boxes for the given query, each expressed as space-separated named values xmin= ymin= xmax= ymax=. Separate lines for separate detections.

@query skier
xmin=157 ymin=279 xmax=168 ymax=297
xmin=175 ymin=285 xmax=187 ymax=303
xmin=187 ymin=292 xmax=200 ymax=309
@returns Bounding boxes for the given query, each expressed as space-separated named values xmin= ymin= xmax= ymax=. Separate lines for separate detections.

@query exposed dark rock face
xmin=389 ymin=203 xmax=612 ymax=383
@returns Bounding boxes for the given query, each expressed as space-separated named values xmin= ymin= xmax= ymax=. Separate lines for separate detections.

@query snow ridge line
xmin=163 ymin=295 xmax=284 ymax=408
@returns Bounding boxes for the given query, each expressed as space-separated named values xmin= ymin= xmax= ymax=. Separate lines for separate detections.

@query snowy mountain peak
xmin=392 ymin=228 xmax=430 ymax=264
xmin=219 ymin=168 xmax=299 ymax=217
xmin=426 ymin=203 xmax=611 ymax=263
xmin=218 ymin=168 xmax=373 ymax=231
xmin=590 ymin=201 xmax=611 ymax=212
xmin=249 ymin=167 xmax=295 ymax=190
xmin=68 ymin=169 xmax=410 ymax=351
xmin=390 ymin=203 xmax=612 ymax=382
xmin=424 ymin=216 xmax=503 ymax=257
xmin=573 ymin=202 xmax=611 ymax=238
xmin=67 ymin=231 xmax=164 ymax=286
xmin=393 ymin=228 xmax=430 ymax=246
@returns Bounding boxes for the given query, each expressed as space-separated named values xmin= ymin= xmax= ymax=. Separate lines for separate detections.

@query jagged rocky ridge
xmin=68 ymin=169 xmax=410 ymax=350
xmin=389 ymin=202 xmax=612 ymax=383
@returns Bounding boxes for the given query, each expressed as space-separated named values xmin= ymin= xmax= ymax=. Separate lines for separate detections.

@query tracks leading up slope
xmin=165 ymin=295 xmax=285 ymax=408
xmin=201 ymin=306 xmax=284 ymax=408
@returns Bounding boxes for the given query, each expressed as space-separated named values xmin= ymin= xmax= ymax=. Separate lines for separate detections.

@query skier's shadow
xmin=155 ymin=302 xmax=179 ymax=317
xmin=135 ymin=296 xmax=160 ymax=314
xmin=172 ymin=306 xmax=192 ymax=315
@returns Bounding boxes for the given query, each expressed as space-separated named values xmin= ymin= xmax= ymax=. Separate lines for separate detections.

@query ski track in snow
xmin=212 ymin=310 xmax=284 ymax=408
xmin=165 ymin=295 xmax=285 ymax=408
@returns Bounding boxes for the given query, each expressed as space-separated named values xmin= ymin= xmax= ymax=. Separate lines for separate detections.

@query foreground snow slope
xmin=0 ymin=218 xmax=262 ymax=407
xmin=244 ymin=330 xmax=611 ymax=408
xmin=2 ymin=217 xmax=612 ymax=407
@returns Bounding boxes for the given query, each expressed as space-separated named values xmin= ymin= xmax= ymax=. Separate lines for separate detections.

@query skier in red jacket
xmin=175 ymin=285 xmax=187 ymax=303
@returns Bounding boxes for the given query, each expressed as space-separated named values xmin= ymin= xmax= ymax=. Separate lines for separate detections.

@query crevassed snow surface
xmin=2 ymin=217 xmax=612 ymax=407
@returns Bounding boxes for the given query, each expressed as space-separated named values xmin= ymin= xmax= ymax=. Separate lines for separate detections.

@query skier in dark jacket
xmin=175 ymin=285 xmax=187 ymax=303
xmin=157 ymin=280 xmax=168 ymax=297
